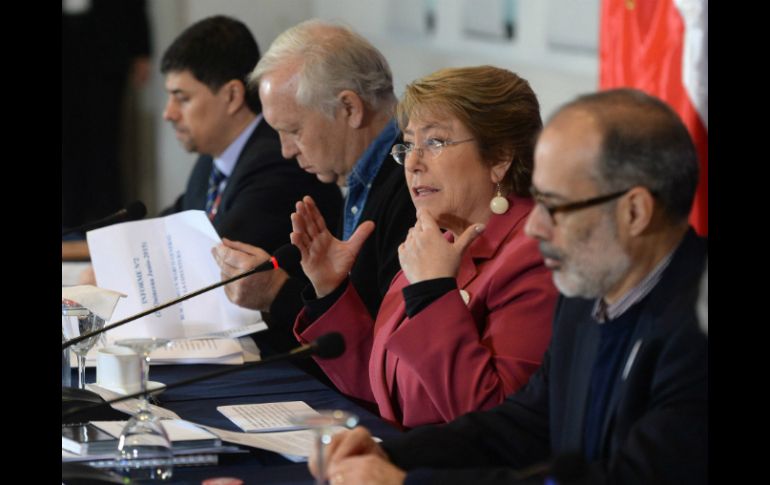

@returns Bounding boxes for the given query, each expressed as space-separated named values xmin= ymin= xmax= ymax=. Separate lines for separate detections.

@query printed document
xmin=218 ymin=401 xmax=319 ymax=432
xmin=87 ymin=210 xmax=263 ymax=341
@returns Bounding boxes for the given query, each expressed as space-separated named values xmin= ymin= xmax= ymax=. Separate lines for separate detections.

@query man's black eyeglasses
xmin=529 ymin=186 xmax=631 ymax=223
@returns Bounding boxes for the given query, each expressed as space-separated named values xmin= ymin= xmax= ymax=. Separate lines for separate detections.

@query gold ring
xmin=333 ymin=473 xmax=344 ymax=484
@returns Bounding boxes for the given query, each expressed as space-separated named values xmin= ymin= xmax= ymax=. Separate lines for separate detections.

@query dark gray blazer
xmin=383 ymin=229 xmax=708 ymax=485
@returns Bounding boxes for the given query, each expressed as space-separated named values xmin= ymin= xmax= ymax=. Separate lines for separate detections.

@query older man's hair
xmin=554 ymin=88 xmax=699 ymax=222
xmin=249 ymin=19 xmax=397 ymax=118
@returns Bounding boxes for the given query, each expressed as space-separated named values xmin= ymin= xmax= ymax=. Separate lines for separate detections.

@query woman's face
xmin=402 ymin=111 xmax=505 ymax=235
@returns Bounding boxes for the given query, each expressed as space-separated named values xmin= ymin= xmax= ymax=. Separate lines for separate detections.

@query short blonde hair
xmin=250 ymin=19 xmax=396 ymax=118
xmin=397 ymin=66 xmax=542 ymax=196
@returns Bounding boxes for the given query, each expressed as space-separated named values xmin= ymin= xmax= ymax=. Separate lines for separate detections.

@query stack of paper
xmin=150 ymin=335 xmax=259 ymax=365
xmin=73 ymin=326 xmax=264 ymax=368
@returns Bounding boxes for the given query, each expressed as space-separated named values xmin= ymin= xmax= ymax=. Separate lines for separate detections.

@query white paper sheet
xmin=198 ymin=321 xmax=267 ymax=339
xmin=62 ymin=285 xmax=126 ymax=320
xmin=218 ymin=401 xmax=319 ymax=433
xmin=87 ymin=210 xmax=263 ymax=341
xmin=62 ymin=262 xmax=92 ymax=287
xmin=238 ymin=335 xmax=261 ymax=362
xmin=92 ymin=419 xmax=220 ymax=443
xmin=151 ymin=337 xmax=245 ymax=364
xmin=201 ymin=424 xmax=350 ymax=461
xmin=86 ymin=383 xmax=180 ymax=419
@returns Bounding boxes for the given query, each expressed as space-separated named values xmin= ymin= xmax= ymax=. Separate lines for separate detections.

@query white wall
xmin=145 ymin=0 xmax=186 ymax=214
xmin=312 ymin=0 xmax=599 ymax=116
xmin=145 ymin=0 xmax=599 ymax=213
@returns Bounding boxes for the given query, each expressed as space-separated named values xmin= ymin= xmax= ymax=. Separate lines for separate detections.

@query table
xmin=68 ymin=338 xmax=402 ymax=484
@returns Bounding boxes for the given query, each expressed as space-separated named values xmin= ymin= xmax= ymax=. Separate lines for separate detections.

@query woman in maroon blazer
xmin=290 ymin=66 xmax=557 ymax=429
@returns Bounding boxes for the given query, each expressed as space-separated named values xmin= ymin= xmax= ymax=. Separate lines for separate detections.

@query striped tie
xmin=205 ymin=166 xmax=226 ymax=220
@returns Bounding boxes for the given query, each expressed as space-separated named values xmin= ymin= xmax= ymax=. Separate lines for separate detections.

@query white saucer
xmin=96 ymin=380 xmax=165 ymax=396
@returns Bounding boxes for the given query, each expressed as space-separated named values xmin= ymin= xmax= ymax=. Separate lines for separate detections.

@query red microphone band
xmin=270 ymin=256 xmax=279 ymax=269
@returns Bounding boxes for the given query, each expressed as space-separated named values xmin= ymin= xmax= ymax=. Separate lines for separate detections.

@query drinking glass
xmin=61 ymin=333 xmax=72 ymax=388
xmin=290 ymin=410 xmax=359 ymax=485
xmin=61 ymin=299 xmax=106 ymax=389
xmin=114 ymin=337 xmax=173 ymax=481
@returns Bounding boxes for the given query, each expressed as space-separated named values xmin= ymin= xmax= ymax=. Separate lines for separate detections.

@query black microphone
xmin=62 ymin=243 xmax=301 ymax=350
xmin=62 ymin=200 xmax=148 ymax=237
xmin=63 ymin=332 xmax=345 ymax=420
xmin=289 ymin=331 xmax=345 ymax=359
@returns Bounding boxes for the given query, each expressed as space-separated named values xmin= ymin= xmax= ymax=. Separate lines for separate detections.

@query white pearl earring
xmin=490 ymin=183 xmax=509 ymax=215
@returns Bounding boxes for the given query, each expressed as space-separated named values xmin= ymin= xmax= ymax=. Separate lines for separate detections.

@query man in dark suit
xmin=212 ymin=21 xmax=415 ymax=375
xmin=159 ymin=16 xmax=341 ymax=252
xmin=311 ymin=89 xmax=708 ymax=485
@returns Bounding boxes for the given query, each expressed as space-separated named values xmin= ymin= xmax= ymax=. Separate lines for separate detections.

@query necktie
xmin=205 ymin=166 xmax=226 ymax=220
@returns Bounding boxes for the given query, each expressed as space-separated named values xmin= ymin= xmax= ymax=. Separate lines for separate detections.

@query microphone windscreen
xmin=313 ymin=332 xmax=345 ymax=359
xmin=125 ymin=200 xmax=147 ymax=221
xmin=273 ymin=244 xmax=302 ymax=277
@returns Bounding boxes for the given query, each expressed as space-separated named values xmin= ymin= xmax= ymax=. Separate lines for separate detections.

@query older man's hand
xmin=290 ymin=196 xmax=373 ymax=298
xmin=327 ymin=455 xmax=406 ymax=485
xmin=309 ymin=427 xmax=398 ymax=484
xmin=212 ymin=238 xmax=289 ymax=311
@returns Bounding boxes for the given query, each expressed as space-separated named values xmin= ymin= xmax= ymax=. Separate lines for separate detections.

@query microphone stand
xmin=62 ymin=201 xmax=147 ymax=238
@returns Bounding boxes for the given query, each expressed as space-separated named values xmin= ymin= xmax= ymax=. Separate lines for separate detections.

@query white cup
xmin=96 ymin=346 xmax=142 ymax=394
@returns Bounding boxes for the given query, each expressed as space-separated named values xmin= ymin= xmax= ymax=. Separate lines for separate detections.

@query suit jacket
xmin=161 ymin=119 xmax=342 ymax=252
xmin=295 ymin=195 xmax=557 ymax=429
xmin=382 ymin=229 xmax=708 ymax=485
xmin=263 ymin=144 xmax=415 ymax=355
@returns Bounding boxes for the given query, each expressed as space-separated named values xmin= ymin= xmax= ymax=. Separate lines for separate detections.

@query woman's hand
xmin=398 ymin=209 xmax=484 ymax=284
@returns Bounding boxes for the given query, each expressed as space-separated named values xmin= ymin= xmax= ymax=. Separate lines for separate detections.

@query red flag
xmin=600 ymin=0 xmax=708 ymax=236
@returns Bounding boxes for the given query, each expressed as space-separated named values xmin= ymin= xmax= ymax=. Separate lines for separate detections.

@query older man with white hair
xmin=212 ymin=20 xmax=415 ymax=379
